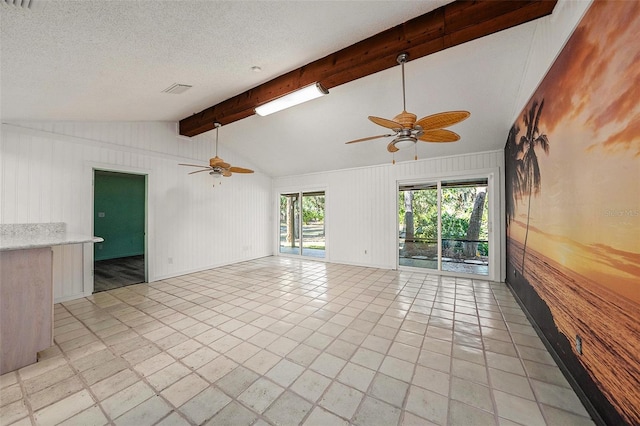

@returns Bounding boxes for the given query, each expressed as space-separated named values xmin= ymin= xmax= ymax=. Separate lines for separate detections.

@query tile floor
xmin=0 ymin=256 xmax=595 ymax=425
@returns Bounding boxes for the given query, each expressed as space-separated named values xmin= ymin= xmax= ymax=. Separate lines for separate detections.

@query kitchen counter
xmin=0 ymin=222 xmax=103 ymax=250
xmin=0 ymin=223 xmax=103 ymax=374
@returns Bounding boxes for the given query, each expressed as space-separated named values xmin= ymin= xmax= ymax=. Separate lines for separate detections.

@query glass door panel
xmin=399 ymin=184 xmax=438 ymax=269
xmin=279 ymin=193 xmax=300 ymax=255
xmin=301 ymin=192 xmax=325 ymax=258
xmin=441 ymin=180 xmax=489 ymax=275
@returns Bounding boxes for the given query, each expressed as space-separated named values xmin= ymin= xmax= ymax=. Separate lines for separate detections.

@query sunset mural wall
xmin=504 ymin=1 xmax=640 ymax=424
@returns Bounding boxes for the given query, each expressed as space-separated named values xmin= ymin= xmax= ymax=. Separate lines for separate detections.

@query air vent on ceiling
xmin=162 ymin=83 xmax=192 ymax=95
xmin=3 ymin=0 xmax=34 ymax=9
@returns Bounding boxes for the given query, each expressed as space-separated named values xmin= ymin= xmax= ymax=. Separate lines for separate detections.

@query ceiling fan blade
xmin=345 ymin=134 xmax=395 ymax=144
xmin=368 ymin=116 xmax=402 ymax=130
xmin=228 ymin=166 xmax=254 ymax=174
xmin=415 ymin=111 xmax=470 ymax=131
xmin=188 ymin=168 xmax=212 ymax=175
xmin=222 ymin=170 xmax=232 ymax=177
xmin=387 ymin=141 xmax=399 ymax=153
xmin=210 ymin=156 xmax=231 ymax=169
xmin=419 ymin=129 xmax=460 ymax=142
xmin=179 ymin=163 xmax=209 ymax=168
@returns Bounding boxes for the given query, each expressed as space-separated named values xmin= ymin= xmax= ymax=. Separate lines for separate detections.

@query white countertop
xmin=0 ymin=223 xmax=103 ymax=251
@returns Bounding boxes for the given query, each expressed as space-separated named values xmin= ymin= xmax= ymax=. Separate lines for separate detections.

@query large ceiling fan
xmin=345 ymin=53 xmax=470 ymax=160
xmin=179 ymin=123 xmax=254 ymax=185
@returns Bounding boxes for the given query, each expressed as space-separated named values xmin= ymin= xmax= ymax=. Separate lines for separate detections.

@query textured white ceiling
xmin=1 ymin=1 xmax=586 ymax=177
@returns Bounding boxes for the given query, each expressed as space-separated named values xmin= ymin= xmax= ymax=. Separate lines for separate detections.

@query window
xmin=279 ymin=191 xmax=325 ymax=258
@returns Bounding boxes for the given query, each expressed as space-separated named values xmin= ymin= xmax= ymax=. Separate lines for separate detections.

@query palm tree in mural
xmin=505 ymin=122 xmax=523 ymax=227
xmin=519 ymin=99 xmax=549 ymax=272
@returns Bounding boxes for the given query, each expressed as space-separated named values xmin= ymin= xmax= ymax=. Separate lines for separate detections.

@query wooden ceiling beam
xmin=179 ymin=0 xmax=556 ymax=137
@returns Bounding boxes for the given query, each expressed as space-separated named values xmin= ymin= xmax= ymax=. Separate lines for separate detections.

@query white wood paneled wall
xmin=1 ymin=122 xmax=273 ymax=302
xmin=273 ymin=150 xmax=505 ymax=281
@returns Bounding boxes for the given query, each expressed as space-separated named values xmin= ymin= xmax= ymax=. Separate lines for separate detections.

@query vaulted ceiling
xmin=1 ymin=1 xmax=582 ymax=177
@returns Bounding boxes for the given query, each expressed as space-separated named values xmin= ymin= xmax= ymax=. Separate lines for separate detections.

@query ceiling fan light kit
xmin=255 ymin=82 xmax=328 ymax=116
xmin=345 ymin=52 xmax=470 ymax=162
xmin=178 ymin=123 xmax=254 ymax=187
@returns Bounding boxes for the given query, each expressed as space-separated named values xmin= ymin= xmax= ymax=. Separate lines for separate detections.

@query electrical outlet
xmin=575 ymin=335 xmax=582 ymax=355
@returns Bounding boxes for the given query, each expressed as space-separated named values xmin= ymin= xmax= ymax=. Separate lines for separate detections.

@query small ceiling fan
xmin=179 ymin=123 xmax=254 ymax=185
xmin=345 ymin=53 xmax=470 ymax=160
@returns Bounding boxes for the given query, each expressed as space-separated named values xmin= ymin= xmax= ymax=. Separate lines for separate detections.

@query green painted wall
xmin=94 ymin=171 xmax=145 ymax=261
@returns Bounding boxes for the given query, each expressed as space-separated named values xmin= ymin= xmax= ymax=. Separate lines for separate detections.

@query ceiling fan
xmin=179 ymin=123 xmax=254 ymax=185
xmin=345 ymin=53 xmax=470 ymax=160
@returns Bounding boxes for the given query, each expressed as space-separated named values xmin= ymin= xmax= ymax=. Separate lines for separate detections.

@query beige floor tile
xmin=100 ymin=380 xmax=154 ymax=419
xmin=0 ymin=400 xmax=29 ymax=425
xmin=264 ymin=391 xmax=313 ymax=425
xmin=216 ymin=366 xmax=260 ymax=397
xmin=413 ymin=365 xmax=450 ymax=396
xmin=33 ymin=389 xmax=95 ymax=426
xmin=405 ymin=385 xmax=449 ymax=425
xmin=265 ymin=359 xmax=305 ymax=387
xmin=353 ymin=396 xmax=402 ymax=426
xmin=57 ymin=405 xmax=109 ymax=426
xmin=488 ymin=368 xmax=535 ymax=400
xmin=238 ymin=377 xmax=285 ymax=413
xmin=205 ymin=401 xmax=257 ymax=426
xmin=370 ymin=373 xmax=409 ymax=408
xmin=379 ymin=356 xmax=414 ymax=382
xmin=318 ymin=381 xmax=364 ymax=419
xmin=291 ymin=370 xmax=332 ymax=403
xmin=494 ymin=390 xmax=546 ymax=426
xmin=18 ymin=356 xmax=67 ymax=381
xmin=450 ymin=376 xmax=493 ymax=412
xmin=303 ymin=406 xmax=349 ymax=426
xmin=161 ymin=374 xmax=208 ymax=408
xmin=310 ymin=352 xmax=347 ymax=379
xmin=531 ymin=380 xmax=590 ymax=417
xmin=181 ymin=346 xmax=218 ymax=370
xmin=134 ymin=352 xmax=175 ymax=377
xmin=286 ymin=344 xmax=321 ymax=367
xmin=147 ymin=362 xmax=191 ymax=392
xmin=82 ymin=358 xmax=129 ymax=386
xmin=179 ymin=387 xmax=231 ymax=424
xmin=337 ymin=362 xmax=375 ymax=392
xmin=244 ymin=349 xmax=282 ymax=375
xmin=30 ymin=376 xmax=84 ymax=411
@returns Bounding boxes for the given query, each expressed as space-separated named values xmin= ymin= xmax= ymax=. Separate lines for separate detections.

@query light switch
xmin=98 ymin=212 xmax=105 ymax=218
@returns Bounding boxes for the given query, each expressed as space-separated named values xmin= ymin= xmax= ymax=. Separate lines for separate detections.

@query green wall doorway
xmin=93 ymin=170 xmax=146 ymax=292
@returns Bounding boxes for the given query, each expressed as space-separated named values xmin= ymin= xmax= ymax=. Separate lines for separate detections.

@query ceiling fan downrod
xmin=397 ymin=53 xmax=409 ymax=112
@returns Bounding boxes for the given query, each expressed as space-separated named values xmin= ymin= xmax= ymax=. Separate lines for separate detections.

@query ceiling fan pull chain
xmin=414 ymin=143 xmax=418 ymax=161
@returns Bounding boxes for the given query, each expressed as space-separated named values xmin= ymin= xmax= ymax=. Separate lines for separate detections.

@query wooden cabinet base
xmin=0 ymin=247 xmax=53 ymax=374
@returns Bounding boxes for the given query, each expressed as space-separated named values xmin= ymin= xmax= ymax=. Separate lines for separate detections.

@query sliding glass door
xmin=399 ymin=178 xmax=489 ymax=276
xmin=279 ymin=191 xmax=325 ymax=258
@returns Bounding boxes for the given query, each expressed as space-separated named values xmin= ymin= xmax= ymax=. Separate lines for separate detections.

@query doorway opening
xmin=279 ymin=191 xmax=325 ymax=258
xmin=93 ymin=170 xmax=146 ymax=292
xmin=398 ymin=178 xmax=489 ymax=276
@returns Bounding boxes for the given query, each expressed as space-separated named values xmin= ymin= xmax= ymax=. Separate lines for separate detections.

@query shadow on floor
xmin=94 ymin=255 xmax=145 ymax=293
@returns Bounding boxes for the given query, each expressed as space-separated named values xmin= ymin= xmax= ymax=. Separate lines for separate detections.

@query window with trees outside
xmin=279 ymin=191 xmax=325 ymax=258
xmin=399 ymin=178 xmax=489 ymax=276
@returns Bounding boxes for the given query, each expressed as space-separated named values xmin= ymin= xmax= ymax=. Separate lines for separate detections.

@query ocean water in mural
xmin=505 ymin=1 xmax=640 ymax=424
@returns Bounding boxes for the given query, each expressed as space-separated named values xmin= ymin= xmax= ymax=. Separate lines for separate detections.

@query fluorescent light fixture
xmin=255 ymin=83 xmax=328 ymax=116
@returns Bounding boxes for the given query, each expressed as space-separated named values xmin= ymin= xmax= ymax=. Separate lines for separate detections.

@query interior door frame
xmin=88 ymin=163 xmax=151 ymax=293
xmin=396 ymin=168 xmax=501 ymax=282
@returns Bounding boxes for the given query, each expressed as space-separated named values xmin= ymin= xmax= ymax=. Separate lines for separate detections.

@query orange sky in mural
xmin=510 ymin=0 xmax=640 ymax=303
